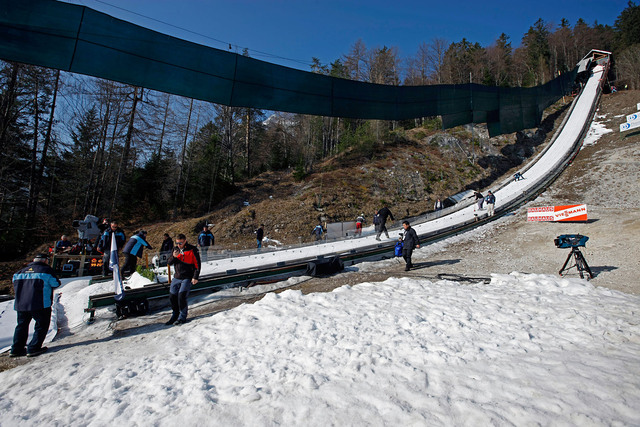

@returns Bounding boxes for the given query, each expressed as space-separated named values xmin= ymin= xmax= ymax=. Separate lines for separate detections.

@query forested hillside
xmin=0 ymin=3 xmax=639 ymax=259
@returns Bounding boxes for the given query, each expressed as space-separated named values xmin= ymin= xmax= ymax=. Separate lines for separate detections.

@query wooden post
xmin=145 ymin=252 xmax=149 ymax=269
xmin=78 ymin=254 xmax=86 ymax=276
xmin=167 ymin=264 xmax=172 ymax=283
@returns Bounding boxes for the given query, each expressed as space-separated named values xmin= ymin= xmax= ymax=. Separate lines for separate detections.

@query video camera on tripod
xmin=72 ymin=215 xmax=101 ymax=241
xmin=555 ymin=234 xmax=593 ymax=279
xmin=554 ymin=234 xmax=588 ymax=249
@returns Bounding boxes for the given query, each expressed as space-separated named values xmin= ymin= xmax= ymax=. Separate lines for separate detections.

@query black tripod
xmin=559 ymin=246 xmax=593 ymax=279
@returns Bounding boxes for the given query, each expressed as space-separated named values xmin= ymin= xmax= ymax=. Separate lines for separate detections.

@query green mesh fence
xmin=0 ymin=0 xmax=577 ymax=137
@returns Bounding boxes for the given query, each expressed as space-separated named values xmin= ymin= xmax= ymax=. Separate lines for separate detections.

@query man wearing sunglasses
xmin=165 ymin=234 xmax=201 ymax=325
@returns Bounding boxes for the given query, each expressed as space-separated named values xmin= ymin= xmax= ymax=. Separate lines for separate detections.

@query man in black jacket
xmin=160 ymin=233 xmax=173 ymax=253
xmin=165 ymin=234 xmax=201 ymax=325
xmin=401 ymin=221 xmax=420 ymax=271
xmin=256 ymin=225 xmax=264 ymax=248
xmin=375 ymin=206 xmax=395 ymax=240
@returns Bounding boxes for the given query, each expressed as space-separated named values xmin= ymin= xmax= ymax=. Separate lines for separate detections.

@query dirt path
xmin=410 ymin=91 xmax=640 ymax=295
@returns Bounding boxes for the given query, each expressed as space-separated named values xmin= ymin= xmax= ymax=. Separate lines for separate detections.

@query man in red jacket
xmin=165 ymin=234 xmax=201 ymax=325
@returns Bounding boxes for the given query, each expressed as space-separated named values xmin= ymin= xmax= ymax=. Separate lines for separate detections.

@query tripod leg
xmin=574 ymin=251 xmax=585 ymax=279
xmin=576 ymin=251 xmax=594 ymax=279
xmin=559 ymin=251 xmax=574 ymax=276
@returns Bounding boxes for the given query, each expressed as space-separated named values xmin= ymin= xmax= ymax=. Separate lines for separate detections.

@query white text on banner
xmin=527 ymin=204 xmax=588 ymax=222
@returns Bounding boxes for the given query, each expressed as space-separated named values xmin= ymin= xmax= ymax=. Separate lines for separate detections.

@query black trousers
xmin=376 ymin=224 xmax=389 ymax=239
xmin=102 ymin=252 xmax=121 ymax=276
xmin=12 ymin=307 xmax=52 ymax=353
xmin=122 ymin=253 xmax=138 ymax=276
xmin=402 ymin=248 xmax=414 ymax=268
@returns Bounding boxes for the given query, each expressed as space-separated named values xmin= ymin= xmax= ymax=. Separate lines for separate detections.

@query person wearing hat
xmin=10 ymin=254 xmax=61 ymax=357
xmin=121 ymin=230 xmax=153 ymax=277
xmin=355 ymin=213 xmax=365 ymax=236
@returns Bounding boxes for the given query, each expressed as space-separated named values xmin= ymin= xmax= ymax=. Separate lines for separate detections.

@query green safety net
xmin=0 ymin=0 xmax=577 ymax=137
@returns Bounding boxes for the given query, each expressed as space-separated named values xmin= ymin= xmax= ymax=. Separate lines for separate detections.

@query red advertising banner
xmin=527 ymin=204 xmax=588 ymax=222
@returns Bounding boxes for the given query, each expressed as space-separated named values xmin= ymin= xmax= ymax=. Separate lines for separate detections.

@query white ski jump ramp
xmin=174 ymin=64 xmax=606 ymax=278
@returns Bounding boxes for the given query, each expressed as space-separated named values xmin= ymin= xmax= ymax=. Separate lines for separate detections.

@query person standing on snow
xmin=10 ymin=254 xmax=61 ymax=358
xmin=474 ymin=191 xmax=484 ymax=211
xmin=485 ymin=190 xmax=496 ymax=217
xmin=197 ymin=225 xmax=214 ymax=262
xmin=121 ymin=230 xmax=153 ymax=277
xmin=166 ymin=234 xmax=201 ymax=326
xmin=401 ymin=221 xmax=420 ymax=271
xmin=375 ymin=206 xmax=395 ymax=240
xmin=355 ymin=214 xmax=365 ymax=236
xmin=373 ymin=212 xmax=381 ymax=235
xmin=98 ymin=221 xmax=126 ymax=276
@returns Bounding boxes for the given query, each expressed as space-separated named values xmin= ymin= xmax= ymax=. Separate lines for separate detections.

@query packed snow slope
xmin=0 ymin=272 xmax=639 ymax=426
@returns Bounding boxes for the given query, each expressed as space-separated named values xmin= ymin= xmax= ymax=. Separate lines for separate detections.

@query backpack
xmin=373 ymin=214 xmax=381 ymax=225
xmin=394 ymin=241 xmax=403 ymax=257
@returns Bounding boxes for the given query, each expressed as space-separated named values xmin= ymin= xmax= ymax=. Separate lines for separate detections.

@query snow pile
xmin=582 ymin=112 xmax=613 ymax=147
xmin=1 ymin=272 xmax=639 ymax=425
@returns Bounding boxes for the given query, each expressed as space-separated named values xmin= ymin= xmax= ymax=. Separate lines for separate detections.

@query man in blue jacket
xmin=485 ymin=190 xmax=496 ymax=217
xmin=98 ymin=221 xmax=126 ymax=276
xmin=197 ymin=225 xmax=214 ymax=261
xmin=11 ymin=254 xmax=61 ymax=357
xmin=121 ymin=230 xmax=153 ymax=276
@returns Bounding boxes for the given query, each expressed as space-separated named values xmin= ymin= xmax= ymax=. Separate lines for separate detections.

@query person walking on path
xmin=355 ymin=214 xmax=365 ymax=236
xmin=311 ymin=223 xmax=324 ymax=241
xmin=434 ymin=198 xmax=443 ymax=211
xmin=485 ymin=190 xmax=496 ymax=217
xmin=198 ymin=225 xmax=214 ymax=261
xmin=166 ymin=234 xmax=201 ymax=326
xmin=98 ymin=221 xmax=126 ymax=276
xmin=256 ymin=225 xmax=264 ymax=248
xmin=373 ymin=212 xmax=381 ymax=235
xmin=474 ymin=191 xmax=484 ymax=211
xmin=401 ymin=221 xmax=420 ymax=271
xmin=375 ymin=206 xmax=395 ymax=240
xmin=10 ymin=254 xmax=61 ymax=357
xmin=121 ymin=230 xmax=153 ymax=277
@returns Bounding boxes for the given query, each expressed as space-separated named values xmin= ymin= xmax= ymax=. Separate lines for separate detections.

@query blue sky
xmin=64 ymin=0 xmax=628 ymax=70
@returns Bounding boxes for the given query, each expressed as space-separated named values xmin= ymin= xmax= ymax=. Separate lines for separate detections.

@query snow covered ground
xmin=582 ymin=112 xmax=613 ymax=147
xmin=0 ymin=268 xmax=639 ymax=425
